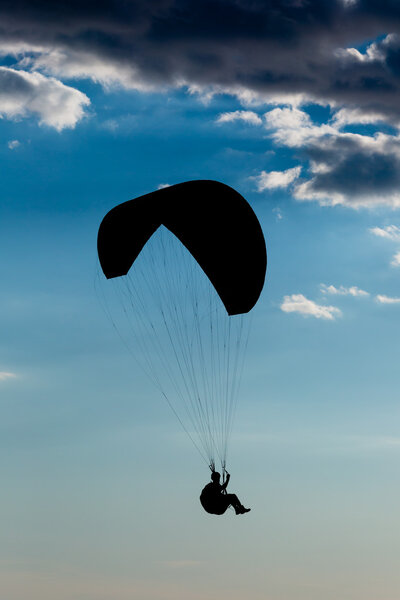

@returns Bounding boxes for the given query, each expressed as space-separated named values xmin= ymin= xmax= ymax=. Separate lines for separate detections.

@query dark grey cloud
xmin=307 ymin=137 xmax=400 ymax=195
xmin=1 ymin=0 xmax=400 ymax=118
xmin=292 ymin=132 xmax=400 ymax=207
xmin=249 ymin=105 xmax=400 ymax=207
xmin=4 ymin=0 xmax=400 ymax=204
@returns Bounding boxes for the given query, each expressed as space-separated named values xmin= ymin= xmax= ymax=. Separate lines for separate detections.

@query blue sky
xmin=2 ymin=2 xmax=400 ymax=599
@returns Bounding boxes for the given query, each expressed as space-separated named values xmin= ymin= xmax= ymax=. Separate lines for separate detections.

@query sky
xmin=1 ymin=1 xmax=400 ymax=598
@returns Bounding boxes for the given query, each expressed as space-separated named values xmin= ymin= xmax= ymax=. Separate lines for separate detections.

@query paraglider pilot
xmin=200 ymin=471 xmax=251 ymax=515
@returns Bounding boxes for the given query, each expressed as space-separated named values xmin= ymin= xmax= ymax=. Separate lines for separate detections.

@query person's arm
xmin=221 ymin=472 xmax=230 ymax=491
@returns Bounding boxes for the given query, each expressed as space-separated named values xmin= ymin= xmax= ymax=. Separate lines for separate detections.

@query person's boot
xmin=236 ymin=505 xmax=251 ymax=514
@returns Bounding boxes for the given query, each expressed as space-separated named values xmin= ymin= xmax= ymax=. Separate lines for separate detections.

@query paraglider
xmin=97 ymin=180 xmax=266 ymax=513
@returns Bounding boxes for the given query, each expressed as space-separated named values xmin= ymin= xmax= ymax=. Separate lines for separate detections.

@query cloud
xmin=280 ymin=294 xmax=342 ymax=320
xmin=0 ymin=372 xmax=16 ymax=381
xmin=264 ymin=107 xmax=336 ymax=148
xmin=375 ymin=294 xmax=400 ymax=304
xmin=7 ymin=139 xmax=20 ymax=149
xmin=296 ymin=133 xmax=400 ymax=208
xmin=391 ymin=251 xmax=400 ymax=266
xmin=157 ymin=183 xmax=171 ymax=189
xmin=254 ymin=166 xmax=301 ymax=192
xmin=0 ymin=67 xmax=90 ymax=130
xmin=320 ymin=284 xmax=369 ymax=297
xmin=23 ymin=47 xmax=156 ymax=92
xmin=369 ymin=225 xmax=400 ymax=241
xmin=319 ymin=286 xmax=400 ymax=305
xmin=262 ymin=106 xmax=400 ymax=208
xmin=273 ymin=207 xmax=283 ymax=220
xmin=101 ymin=118 xmax=119 ymax=132
xmin=216 ymin=110 xmax=262 ymax=125
xmin=0 ymin=2 xmax=400 ymax=118
xmin=3 ymin=0 xmax=400 ymax=192
xmin=369 ymin=226 xmax=400 ymax=266
xmin=331 ymin=107 xmax=389 ymax=128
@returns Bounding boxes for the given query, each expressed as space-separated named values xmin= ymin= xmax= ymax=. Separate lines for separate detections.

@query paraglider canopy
xmin=96 ymin=179 xmax=267 ymax=470
xmin=97 ymin=180 xmax=266 ymax=315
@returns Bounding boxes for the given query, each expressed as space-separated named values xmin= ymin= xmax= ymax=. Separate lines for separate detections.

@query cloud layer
xmin=1 ymin=1 xmax=400 ymax=116
xmin=258 ymin=106 xmax=400 ymax=208
xmin=3 ymin=0 xmax=400 ymax=200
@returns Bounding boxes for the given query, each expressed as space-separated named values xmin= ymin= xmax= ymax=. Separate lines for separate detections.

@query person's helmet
xmin=211 ymin=471 xmax=221 ymax=482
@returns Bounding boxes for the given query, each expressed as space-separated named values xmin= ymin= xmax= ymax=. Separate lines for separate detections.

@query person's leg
xmin=225 ymin=493 xmax=246 ymax=514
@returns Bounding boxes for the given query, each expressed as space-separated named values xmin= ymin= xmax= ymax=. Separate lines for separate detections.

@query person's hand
xmin=225 ymin=471 xmax=230 ymax=478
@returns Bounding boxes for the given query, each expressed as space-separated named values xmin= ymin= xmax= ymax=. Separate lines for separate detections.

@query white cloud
xmin=216 ymin=110 xmax=262 ymax=125
xmin=273 ymin=207 xmax=283 ymax=220
xmin=101 ymin=118 xmax=119 ymax=132
xmin=188 ymin=82 xmax=309 ymax=108
xmin=369 ymin=225 xmax=400 ymax=241
xmin=20 ymin=47 xmax=156 ymax=92
xmin=293 ymin=183 xmax=342 ymax=207
xmin=0 ymin=41 xmax=48 ymax=57
xmin=369 ymin=227 xmax=400 ymax=266
xmin=320 ymin=284 xmax=369 ymax=297
xmin=280 ymin=294 xmax=342 ymax=320
xmin=375 ymin=294 xmax=400 ymax=304
xmin=0 ymin=372 xmax=17 ymax=381
xmin=7 ymin=140 xmax=20 ymax=150
xmin=157 ymin=183 xmax=171 ymax=189
xmin=391 ymin=251 xmax=400 ymax=267
xmin=254 ymin=166 xmax=301 ymax=192
xmin=332 ymin=107 xmax=388 ymax=128
xmin=264 ymin=107 xmax=336 ymax=147
xmin=262 ymin=106 xmax=400 ymax=208
xmin=0 ymin=67 xmax=90 ymax=130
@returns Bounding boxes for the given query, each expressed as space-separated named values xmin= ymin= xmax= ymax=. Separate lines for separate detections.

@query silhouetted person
xmin=200 ymin=471 xmax=251 ymax=515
